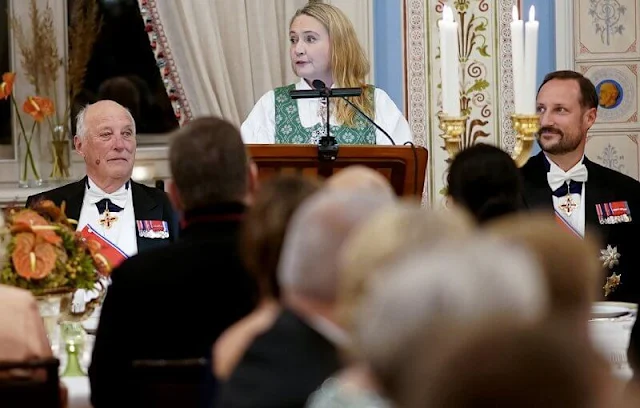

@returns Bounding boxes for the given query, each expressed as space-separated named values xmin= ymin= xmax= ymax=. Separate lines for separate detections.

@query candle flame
xmin=529 ymin=5 xmax=536 ymax=22
xmin=512 ymin=5 xmax=519 ymax=21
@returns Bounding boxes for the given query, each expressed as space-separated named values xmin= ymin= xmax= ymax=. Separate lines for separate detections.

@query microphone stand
xmin=318 ymin=88 xmax=338 ymax=161
xmin=289 ymin=84 xmax=362 ymax=162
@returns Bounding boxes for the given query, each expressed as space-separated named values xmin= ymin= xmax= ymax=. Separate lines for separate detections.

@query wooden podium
xmin=247 ymin=144 xmax=429 ymax=197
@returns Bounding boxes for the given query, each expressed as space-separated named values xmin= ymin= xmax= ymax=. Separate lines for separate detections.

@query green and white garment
xmin=274 ymin=84 xmax=376 ymax=145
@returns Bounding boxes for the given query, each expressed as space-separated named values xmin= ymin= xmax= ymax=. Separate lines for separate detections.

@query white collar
xmin=545 ymin=154 xmax=586 ymax=175
xmin=296 ymin=77 xmax=336 ymax=90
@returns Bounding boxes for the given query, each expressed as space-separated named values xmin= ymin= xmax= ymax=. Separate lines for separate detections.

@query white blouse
xmin=241 ymin=78 xmax=413 ymax=145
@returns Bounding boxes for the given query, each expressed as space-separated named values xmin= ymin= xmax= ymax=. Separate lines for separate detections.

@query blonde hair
xmin=337 ymin=203 xmax=474 ymax=345
xmin=290 ymin=2 xmax=373 ymax=127
xmin=483 ymin=212 xmax=603 ymax=316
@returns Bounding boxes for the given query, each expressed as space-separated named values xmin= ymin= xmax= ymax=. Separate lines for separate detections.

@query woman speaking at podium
xmin=240 ymin=2 xmax=413 ymax=145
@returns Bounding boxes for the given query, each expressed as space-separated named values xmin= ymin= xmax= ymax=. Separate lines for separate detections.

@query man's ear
xmin=74 ymin=135 xmax=85 ymax=157
xmin=584 ymin=107 xmax=597 ymax=130
xmin=167 ymin=180 xmax=184 ymax=212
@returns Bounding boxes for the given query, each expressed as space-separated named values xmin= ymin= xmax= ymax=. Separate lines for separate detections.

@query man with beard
xmin=521 ymin=70 xmax=640 ymax=303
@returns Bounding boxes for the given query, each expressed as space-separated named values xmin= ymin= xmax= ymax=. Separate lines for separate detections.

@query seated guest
xmin=521 ymin=70 xmax=640 ymax=303
xmin=213 ymin=174 xmax=321 ymax=380
xmin=326 ymin=165 xmax=397 ymax=199
xmin=0 ymin=284 xmax=68 ymax=406
xmin=357 ymin=235 xmax=548 ymax=403
xmin=485 ymin=213 xmax=603 ymax=333
xmin=26 ymin=100 xmax=178 ymax=259
xmin=89 ymin=117 xmax=258 ymax=408
xmin=447 ymin=143 xmax=523 ymax=224
xmin=214 ymin=190 xmax=394 ymax=408
xmin=0 ymin=284 xmax=52 ymax=363
xmin=395 ymin=320 xmax=615 ymax=408
xmin=241 ymin=2 xmax=412 ymax=145
xmin=307 ymin=203 xmax=473 ymax=408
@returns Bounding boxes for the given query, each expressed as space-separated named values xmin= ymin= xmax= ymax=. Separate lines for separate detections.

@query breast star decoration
xmin=600 ymin=245 xmax=621 ymax=297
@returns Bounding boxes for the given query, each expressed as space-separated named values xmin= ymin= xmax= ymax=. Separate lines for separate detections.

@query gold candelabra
xmin=437 ymin=113 xmax=467 ymax=159
xmin=510 ymin=114 xmax=540 ymax=168
xmin=437 ymin=113 xmax=539 ymax=167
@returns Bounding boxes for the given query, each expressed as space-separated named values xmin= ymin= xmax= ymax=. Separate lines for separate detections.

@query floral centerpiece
xmin=0 ymin=200 xmax=110 ymax=321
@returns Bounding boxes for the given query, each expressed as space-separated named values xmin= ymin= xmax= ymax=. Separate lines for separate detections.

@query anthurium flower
xmin=23 ymin=96 xmax=55 ymax=122
xmin=0 ymin=72 xmax=15 ymax=99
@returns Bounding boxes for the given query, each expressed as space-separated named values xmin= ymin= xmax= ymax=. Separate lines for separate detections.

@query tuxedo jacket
xmin=25 ymin=176 xmax=179 ymax=253
xmin=214 ymin=308 xmax=342 ymax=408
xmin=521 ymin=152 xmax=640 ymax=303
xmin=88 ymin=203 xmax=258 ymax=408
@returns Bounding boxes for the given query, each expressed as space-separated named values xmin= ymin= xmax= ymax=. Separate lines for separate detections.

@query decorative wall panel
xmin=404 ymin=0 xmax=518 ymax=206
xmin=586 ymin=131 xmax=640 ymax=180
xmin=573 ymin=0 xmax=640 ymax=181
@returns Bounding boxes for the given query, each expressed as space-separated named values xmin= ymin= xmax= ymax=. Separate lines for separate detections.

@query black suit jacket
xmin=25 ymin=177 xmax=179 ymax=253
xmin=88 ymin=203 xmax=258 ymax=408
xmin=521 ymin=152 xmax=640 ymax=303
xmin=214 ymin=308 xmax=342 ymax=408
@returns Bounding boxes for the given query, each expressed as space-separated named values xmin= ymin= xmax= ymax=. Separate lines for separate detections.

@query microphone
xmin=288 ymin=80 xmax=362 ymax=99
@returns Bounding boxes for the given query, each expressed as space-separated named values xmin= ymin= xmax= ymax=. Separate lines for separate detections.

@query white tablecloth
xmin=62 ymin=376 xmax=91 ymax=408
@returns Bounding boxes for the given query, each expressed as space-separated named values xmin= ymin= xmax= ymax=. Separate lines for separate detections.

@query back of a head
xmin=169 ymin=117 xmax=248 ymax=210
xmin=97 ymin=76 xmax=141 ymax=116
xmin=484 ymin=212 xmax=602 ymax=317
xmin=278 ymin=189 xmax=394 ymax=303
xmin=406 ymin=322 xmax=610 ymax=408
xmin=326 ymin=166 xmax=396 ymax=199
xmin=447 ymin=143 xmax=523 ymax=224
xmin=357 ymin=234 xmax=548 ymax=390
xmin=242 ymin=174 xmax=322 ymax=300
xmin=336 ymin=202 xmax=473 ymax=332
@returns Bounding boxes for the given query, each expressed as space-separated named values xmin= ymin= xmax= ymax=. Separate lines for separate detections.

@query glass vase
xmin=49 ymin=133 xmax=72 ymax=184
xmin=35 ymin=294 xmax=64 ymax=356
xmin=18 ymin=129 xmax=43 ymax=188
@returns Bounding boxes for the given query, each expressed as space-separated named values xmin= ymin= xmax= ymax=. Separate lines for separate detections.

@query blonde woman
xmin=241 ymin=2 xmax=412 ymax=145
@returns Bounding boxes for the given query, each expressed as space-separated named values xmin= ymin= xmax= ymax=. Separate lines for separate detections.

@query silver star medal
xmin=600 ymin=245 xmax=622 ymax=297
xmin=599 ymin=245 xmax=620 ymax=269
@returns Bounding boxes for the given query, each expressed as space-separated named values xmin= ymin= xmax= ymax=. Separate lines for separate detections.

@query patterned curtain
xmin=138 ymin=0 xmax=191 ymax=126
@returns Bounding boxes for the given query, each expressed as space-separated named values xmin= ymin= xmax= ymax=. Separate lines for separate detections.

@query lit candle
xmin=524 ymin=5 xmax=539 ymax=114
xmin=438 ymin=5 xmax=461 ymax=117
xmin=510 ymin=5 xmax=525 ymax=113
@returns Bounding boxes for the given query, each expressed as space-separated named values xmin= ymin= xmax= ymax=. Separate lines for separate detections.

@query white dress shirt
xmin=547 ymin=156 xmax=587 ymax=237
xmin=77 ymin=178 xmax=138 ymax=257
xmin=241 ymin=78 xmax=413 ymax=145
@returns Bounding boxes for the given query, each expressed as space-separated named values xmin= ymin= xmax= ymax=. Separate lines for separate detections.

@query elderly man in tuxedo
xmin=26 ymin=100 xmax=178 ymax=260
xmin=521 ymin=70 xmax=640 ymax=303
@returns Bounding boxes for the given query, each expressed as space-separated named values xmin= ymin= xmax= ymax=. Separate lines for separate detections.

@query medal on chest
xmin=558 ymin=182 xmax=579 ymax=217
xmin=99 ymin=208 xmax=118 ymax=229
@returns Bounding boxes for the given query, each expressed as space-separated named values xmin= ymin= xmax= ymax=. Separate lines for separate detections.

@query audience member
xmin=447 ymin=143 xmax=523 ymax=224
xmin=357 ymin=235 xmax=548 ymax=400
xmin=89 ymin=117 xmax=258 ymax=407
xmin=214 ymin=189 xmax=394 ymax=408
xmin=213 ymin=174 xmax=321 ymax=380
xmin=307 ymin=202 xmax=473 ymax=407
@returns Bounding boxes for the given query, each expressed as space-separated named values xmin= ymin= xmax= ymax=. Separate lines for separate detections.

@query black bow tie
xmin=552 ymin=180 xmax=583 ymax=197
xmin=95 ymin=198 xmax=124 ymax=214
